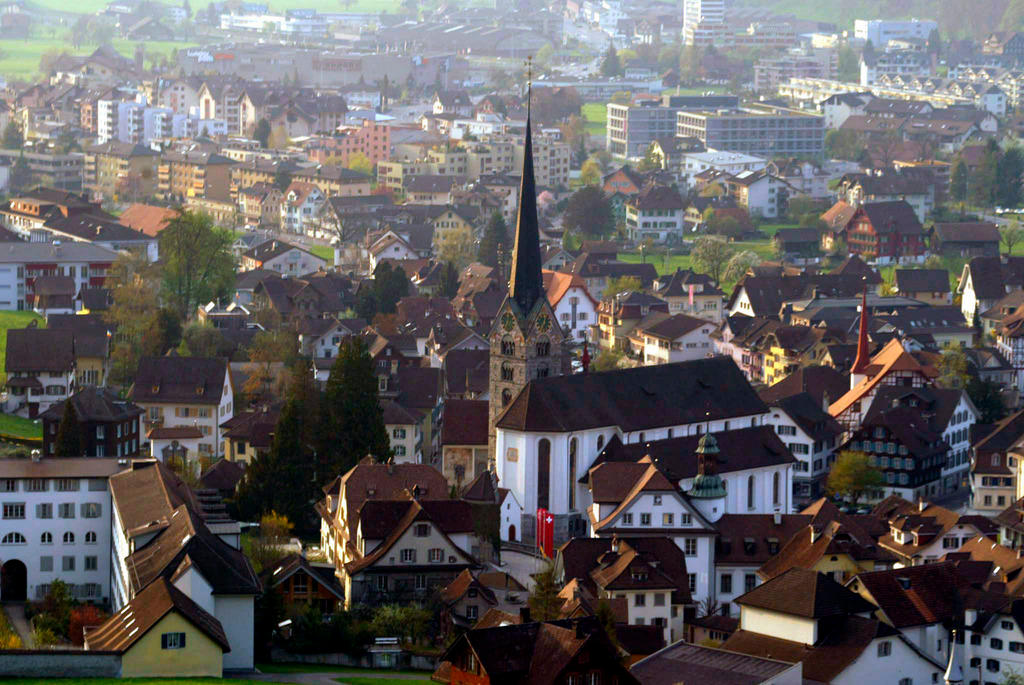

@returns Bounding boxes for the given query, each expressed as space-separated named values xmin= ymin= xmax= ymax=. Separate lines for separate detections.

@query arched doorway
xmin=508 ymin=524 xmax=516 ymax=541
xmin=1 ymin=560 xmax=26 ymax=601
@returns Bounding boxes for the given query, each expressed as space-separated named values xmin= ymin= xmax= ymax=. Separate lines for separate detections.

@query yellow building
xmin=158 ymin=150 xmax=234 ymax=203
xmin=85 ymin=577 xmax=230 ymax=678
xmin=84 ymin=141 xmax=159 ymax=200
xmin=757 ymin=514 xmax=895 ymax=584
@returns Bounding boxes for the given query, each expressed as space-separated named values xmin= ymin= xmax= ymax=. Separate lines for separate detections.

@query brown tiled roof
xmin=440 ymin=399 xmax=488 ymax=445
xmin=894 ymin=268 xmax=950 ymax=294
xmin=933 ymin=222 xmax=1000 ymax=244
xmin=736 ymin=568 xmax=876 ymax=618
xmin=821 ymin=201 xmax=857 ymax=231
xmin=722 ymin=616 xmax=899 ymax=683
xmin=125 ymin=504 xmax=260 ymax=596
xmin=358 ymin=497 xmax=476 ymax=540
xmin=941 ymin=535 xmax=1024 ymax=595
xmin=130 ymin=356 xmax=228 ymax=405
xmin=497 ymin=356 xmax=766 ymax=433
xmin=829 ymin=338 xmax=933 ymax=417
xmin=332 ymin=459 xmax=449 ymax=540
xmin=85 ymin=577 xmax=229 ymax=653
xmin=713 ymin=514 xmax=813 ymax=565
xmin=259 ymin=553 xmax=344 ymax=600
xmin=199 ymin=459 xmax=245 ymax=493
xmin=758 ymin=365 xmax=849 ymax=408
xmin=147 ymin=426 xmax=203 ymax=440
xmin=847 ymin=562 xmax=970 ymax=627
xmin=630 ymin=641 xmax=795 ymax=685
xmin=6 ymin=327 xmax=74 ymax=373
xmin=440 ymin=568 xmax=497 ymax=605
xmin=758 ymin=520 xmax=895 ymax=581
xmin=38 ymin=386 xmax=142 ymax=423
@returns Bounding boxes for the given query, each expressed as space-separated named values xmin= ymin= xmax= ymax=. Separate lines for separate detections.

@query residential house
xmin=157 ymin=150 xmax=234 ymax=204
xmin=763 ymin=392 xmax=842 ymax=503
xmin=970 ymin=408 xmax=1024 ymax=515
xmin=130 ymin=356 xmax=234 ymax=460
xmin=280 ymin=181 xmax=326 ymax=237
xmin=562 ymin=252 xmax=658 ymax=300
xmin=439 ymin=398 xmax=489 ymax=489
xmin=259 ymin=553 xmax=344 ymax=614
xmin=727 ymin=169 xmax=791 ymax=219
xmin=931 ymin=222 xmax=1001 ymax=258
xmin=542 ymin=270 xmax=598 ymax=343
xmin=40 ymin=386 xmax=142 ymax=458
xmin=83 ymin=141 xmax=159 ymax=199
xmin=773 ymin=228 xmax=821 ymax=262
xmin=237 ymin=184 xmax=283 ymax=228
xmin=878 ymin=499 xmax=997 ymax=566
xmin=440 ymin=568 xmax=527 ymax=630
xmin=958 ymin=255 xmax=1024 ymax=324
xmin=594 ymin=291 xmax=669 ymax=352
xmin=4 ymin=326 xmax=75 ymax=418
xmin=651 ymin=268 xmax=724 ymax=323
xmin=632 ymin=313 xmax=715 ymax=365
xmin=220 ymin=407 xmax=279 ymax=465
xmin=382 ymin=400 xmax=423 ymax=464
xmin=624 ymin=184 xmax=685 ymax=243
xmin=84 ymin=577 xmax=231 ymax=679
xmin=841 ymin=200 xmax=927 ymax=264
xmin=893 ymin=269 xmax=951 ymax=305
xmin=722 ymin=568 xmax=945 ymax=685
xmin=239 ymin=239 xmax=326 ymax=275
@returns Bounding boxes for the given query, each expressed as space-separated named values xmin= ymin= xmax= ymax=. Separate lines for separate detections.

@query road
xmin=235 ymin=671 xmax=428 ymax=684
xmin=3 ymin=603 xmax=33 ymax=648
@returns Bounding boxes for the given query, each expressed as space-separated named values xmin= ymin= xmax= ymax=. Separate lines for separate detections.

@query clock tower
xmin=488 ymin=89 xmax=568 ymax=469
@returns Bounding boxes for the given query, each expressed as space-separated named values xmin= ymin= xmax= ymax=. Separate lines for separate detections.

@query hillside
xmin=736 ymin=0 xmax=1024 ymax=40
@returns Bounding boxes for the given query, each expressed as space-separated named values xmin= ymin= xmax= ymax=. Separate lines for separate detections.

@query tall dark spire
xmin=508 ymin=68 xmax=543 ymax=314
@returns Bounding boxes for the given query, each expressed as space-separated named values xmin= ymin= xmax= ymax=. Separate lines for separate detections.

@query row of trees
xmin=950 ymin=140 xmax=1024 ymax=210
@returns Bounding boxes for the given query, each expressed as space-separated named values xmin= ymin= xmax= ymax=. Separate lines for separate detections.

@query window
xmin=81 ymin=503 xmax=101 ymax=519
xmin=85 ymin=556 xmax=97 ymax=571
xmin=536 ymin=341 xmax=550 ymax=357
xmin=568 ymin=438 xmax=577 ymax=511
xmin=653 ymin=593 xmax=666 ymax=606
xmin=663 ymin=513 xmax=674 ymax=526
xmin=501 ymin=338 xmax=515 ymax=355
xmin=400 ymin=549 xmax=416 ymax=563
xmin=415 ymin=574 xmax=427 ymax=590
xmin=991 ymin=638 xmax=1004 ymax=650
xmin=684 ymin=538 xmax=697 ymax=556
xmin=772 ymin=472 xmax=780 ymax=506
xmin=25 ymin=479 xmax=46 ymax=492
xmin=466 ymin=605 xmax=478 ymax=620
xmin=640 ymin=513 xmax=652 ymax=526
xmin=688 ymin=573 xmax=697 ymax=593
xmin=59 ymin=503 xmax=75 ymax=519
xmin=972 ymin=634 xmax=982 ymax=645
xmin=0 ymin=479 xmax=16 ymax=492
xmin=3 ymin=502 xmax=24 ymax=519
xmin=878 ymin=641 xmax=892 ymax=657
xmin=161 ymin=632 xmax=186 ymax=649
xmin=501 ymin=363 xmax=514 ymax=381
xmin=720 ymin=574 xmax=733 ymax=593
xmin=414 ymin=523 xmax=430 ymax=537
xmin=622 ymin=513 xmax=633 ymax=525
xmin=376 ymin=576 xmax=387 ymax=591
xmin=85 ymin=531 xmax=96 ymax=544
xmin=1003 ymin=621 xmax=1015 ymax=631
xmin=1 ymin=532 xmax=25 ymax=544
xmin=634 ymin=593 xmax=646 ymax=606
xmin=40 ymin=556 xmax=52 ymax=572
xmin=537 ymin=439 xmax=551 ymax=510
xmin=745 ymin=574 xmax=756 ymax=592
xmin=63 ymin=532 xmax=74 ymax=544
xmin=747 ymin=475 xmax=756 ymax=510
xmin=55 ymin=479 xmax=78 ymax=492
xmin=987 ymin=659 xmax=1001 ymax=673
xmin=428 ymin=548 xmax=443 ymax=563
xmin=62 ymin=556 xmax=75 ymax=571
xmin=392 ymin=428 xmax=406 ymax=439
xmin=41 ymin=532 xmax=52 ymax=544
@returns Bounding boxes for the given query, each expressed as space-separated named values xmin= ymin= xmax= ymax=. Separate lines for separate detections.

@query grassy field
xmin=0 ymin=37 xmax=195 ymax=80
xmin=335 ymin=678 xmax=433 ymax=685
xmin=0 ymin=413 xmax=42 ymax=441
xmin=310 ymin=244 xmax=334 ymax=261
xmin=0 ymin=680 xmax=285 ymax=685
xmin=582 ymin=103 xmax=606 ymax=139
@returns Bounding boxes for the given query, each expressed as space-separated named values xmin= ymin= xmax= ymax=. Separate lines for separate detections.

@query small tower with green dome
xmin=689 ymin=431 xmax=727 ymax=523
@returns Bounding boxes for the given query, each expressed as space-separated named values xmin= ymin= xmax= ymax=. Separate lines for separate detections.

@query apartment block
xmin=676 ymin=104 xmax=824 ymax=158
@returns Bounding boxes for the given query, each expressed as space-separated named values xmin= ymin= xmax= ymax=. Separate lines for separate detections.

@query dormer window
xmin=196 ymin=386 xmax=204 ymax=396
xmin=151 ymin=385 xmax=160 ymax=394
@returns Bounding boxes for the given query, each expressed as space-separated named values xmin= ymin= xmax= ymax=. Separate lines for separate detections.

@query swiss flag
xmin=536 ymin=508 xmax=555 ymax=558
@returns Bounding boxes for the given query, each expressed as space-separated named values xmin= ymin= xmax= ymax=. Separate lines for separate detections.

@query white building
xmin=543 ymin=270 xmax=598 ymax=343
xmin=680 ymin=150 xmax=767 ymax=190
xmin=764 ymin=394 xmax=841 ymax=504
xmin=683 ymin=0 xmax=726 ymax=46
xmin=635 ymin=314 xmax=715 ymax=365
xmin=0 ymin=242 xmax=118 ymax=312
xmin=281 ymin=181 xmax=326 ymax=237
xmin=0 ymin=457 xmax=123 ymax=603
xmin=853 ymin=19 xmax=938 ymax=47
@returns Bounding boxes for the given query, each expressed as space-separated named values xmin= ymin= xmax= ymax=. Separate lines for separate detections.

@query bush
xmin=32 ymin=627 xmax=60 ymax=647
xmin=69 ymin=605 xmax=108 ymax=646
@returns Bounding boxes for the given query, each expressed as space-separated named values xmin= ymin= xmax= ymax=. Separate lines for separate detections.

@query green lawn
xmin=260 ymin=664 xmax=429 ymax=675
xmin=0 ymin=413 xmax=42 ymax=441
xmin=0 ymin=37 xmax=196 ymax=80
xmin=335 ymin=678 xmax=433 ymax=685
xmin=0 ymin=680 xmax=285 ymax=685
xmin=582 ymin=103 xmax=606 ymax=138
xmin=310 ymin=244 xmax=335 ymax=262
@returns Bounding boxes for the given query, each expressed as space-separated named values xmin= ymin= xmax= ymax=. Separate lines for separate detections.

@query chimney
xmin=773 ymin=512 xmax=782 ymax=525
xmin=822 ymin=390 xmax=830 ymax=413
xmin=519 ymin=607 xmax=531 ymax=623
xmin=611 ymin=534 xmax=619 ymax=553
xmin=30 ymin=449 xmax=41 ymax=463
xmin=386 ymin=457 xmax=394 ymax=475
xmin=810 ymin=526 xmax=821 ymax=543
xmin=918 ymin=497 xmax=926 ymax=513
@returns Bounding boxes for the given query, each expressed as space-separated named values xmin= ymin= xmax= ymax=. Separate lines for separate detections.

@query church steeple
xmin=508 ymin=76 xmax=543 ymax=315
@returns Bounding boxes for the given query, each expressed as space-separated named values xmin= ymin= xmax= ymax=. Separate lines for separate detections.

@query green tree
xmin=53 ymin=400 xmax=83 ymax=457
xmin=826 ymin=451 xmax=884 ymax=505
xmin=273 ymin=167 xmax=293 ymax=191
xmin=600 ymin=42 xmax=621 ymax=78
xmin=1 ymin=122 xmax=22 ymax=150
xmin=323 ymin=337 xmax=390 ymax=475
xmin=592 ymin=349 xmax=623 ymax=371
xmin=950 ymin=158 xmax=969 ymax=212
xmin=580 ymin=158 xmax=602 ymax=187
xmin=242 ymin=329 xmax=296 ymax=405
xmin=997 ymin=146 xmax=1024 ymax=208
xmin=937 ymin=347 xmax=970 ymax=389
xmin=9 ymin=154 xmax=33 ymax=192
xmin=692 ymin=235 xmax=734 ymax=285
xmin=254 ymin=118 xmax=271 ymax=148
xmin=439 ymin=261 xmax=459 ymax=299
xmin=528 ymin=564 xmax=562 ymax=621
xmin=478 ymin=211 xmax=509 ymax=268
xmin=346 ymin=151 xmax=374 ymax=177
xmin=636 ymin=143 xmax=661 ymax=172
xmin=606 ymin=275 xmax=642 ymax=295
xmin=563 ymin=185 xmax=615 ymax=237
xmin=837 ymin=45 xmax=859 ymax=81
xmin=158 ymin=209 xmax=236 ymax=319
xmin=722 ymin=250 xmax=761 ymax=284
xmin=824 ymin=129 xmax=864 ymax=161
xmin=374 ymin=260 xmax=410 ymax=314
xmin=971 ymin=138 xmax=1000 ymax=207
xmin=1002 ymin=221 xmax=1024 ymax=256
xmin=178 ymin=321 xmax=229 ymax=358
xmin=968 ymin=376 xmax=1006 ymax=424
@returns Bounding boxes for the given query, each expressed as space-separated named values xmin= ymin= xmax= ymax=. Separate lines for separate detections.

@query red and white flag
xmin=536 ymin=508 xmax=554 ymax=558
xmin=689 ymin=283 xmax=695 ymax=306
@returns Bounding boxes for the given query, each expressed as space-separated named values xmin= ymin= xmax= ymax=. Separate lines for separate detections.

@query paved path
xmin=232 ymin=671 xmax=428 ymax=684
xmin=3 ymin=602 xmax=33 ymax=648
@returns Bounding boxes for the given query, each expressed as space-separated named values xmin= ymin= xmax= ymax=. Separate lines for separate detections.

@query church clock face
xmin=501 ymin=311 xmax=516 ymax=331
xmin=536 ymin=313 xmax=551 ymax=333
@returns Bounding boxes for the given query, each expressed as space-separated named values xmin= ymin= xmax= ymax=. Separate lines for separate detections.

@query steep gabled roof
xmin=848 ymin=562 xmax=970 ymax=627
xmin=736 ymin=568 xmax=876 ymax=618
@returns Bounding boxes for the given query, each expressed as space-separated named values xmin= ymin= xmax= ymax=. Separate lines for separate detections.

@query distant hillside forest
xmin=736 ymin=0 xmax=1024 ymax=40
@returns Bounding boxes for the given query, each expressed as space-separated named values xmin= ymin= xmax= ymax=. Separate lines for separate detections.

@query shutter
xmin=161 ymin=633 xmax=168 ymax=649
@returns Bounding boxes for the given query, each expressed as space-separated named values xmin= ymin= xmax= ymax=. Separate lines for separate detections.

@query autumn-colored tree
xmin=826 ymin=451 xmax=884 ymax=505
xmin=242 ymin=329 xmax=298 ymax=405
xmin=69 ymin=605 xmax=109 ymax=646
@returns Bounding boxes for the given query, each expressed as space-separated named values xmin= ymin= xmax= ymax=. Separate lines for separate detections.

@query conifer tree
xmin=53 ymin=401 xmax=83 ymax=457
xmin=324 ymin=337 xmax=390 ymax=475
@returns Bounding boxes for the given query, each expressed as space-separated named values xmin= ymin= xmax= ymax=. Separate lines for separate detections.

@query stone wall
xmin=0 ymin=650 xmax=120 ymax=678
